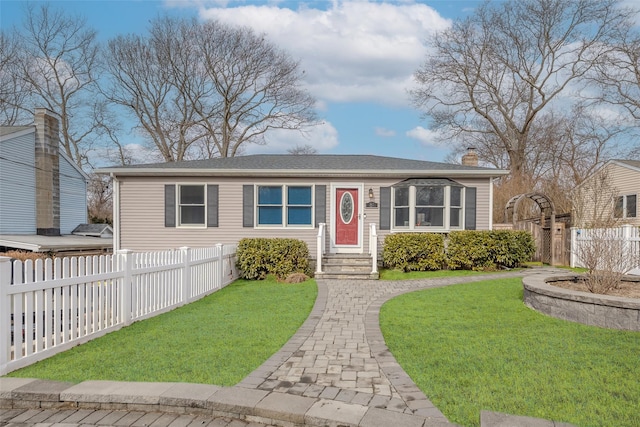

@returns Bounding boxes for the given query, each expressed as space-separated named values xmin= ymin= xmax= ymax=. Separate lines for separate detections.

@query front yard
xmin=6 ymin=269 xmax=639 ymax=427
xmin=6 ymin=277 xmax=317 ymax=386
xmin=380 ymin=278 xmax=640 ymax=427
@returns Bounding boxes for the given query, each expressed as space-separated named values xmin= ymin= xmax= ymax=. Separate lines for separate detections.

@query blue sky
xmin=1 ymin=0 xmax=484 ymax=163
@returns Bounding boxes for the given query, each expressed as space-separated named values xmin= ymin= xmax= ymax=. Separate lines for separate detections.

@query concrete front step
xmin=315 ymin=272 xmax=379 ymax=280
xmin=323 ymin=264 xmax=372 ymax=272
xmin=322 ymin=257 xmax=372 ymax=266
xmin=317 ymin=254 xmax=378 ymax=280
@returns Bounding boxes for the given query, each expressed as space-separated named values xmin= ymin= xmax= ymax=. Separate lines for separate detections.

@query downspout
xmin=489 ymin=176 xmax=494 ymax=230
xmin=110 ymin=173 xmax=121 ymax=252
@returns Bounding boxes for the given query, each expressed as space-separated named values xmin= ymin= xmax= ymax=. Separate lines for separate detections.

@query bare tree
xmin=593 ymin=30 xmax=640 ymax=122
xmin=0 ymin=30 xmax=31 ymax=125
xmin=105 ymin=16 xmax=317 ymax=162
xmin=15 ymin=3 xmax=103 ymax=168
xmin=411 ymin=0 xmax=635 ymax=185
xmin=87 ymin=173 xmax=113 ymax=224
xmin=104 ymin=19 xmax=205 ymax=162
xmin=287 ymin=144 xmax=318 ymax=155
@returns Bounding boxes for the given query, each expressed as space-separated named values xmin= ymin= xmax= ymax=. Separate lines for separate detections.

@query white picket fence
xmin=0 ymin=244 xmax=237 ymax=375
xmin=570 ymin=225 xmax=640 ymax=274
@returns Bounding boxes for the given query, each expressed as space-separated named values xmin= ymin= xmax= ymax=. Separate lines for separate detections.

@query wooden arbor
xmin=505 ymin=193 xmax=557 ymax=265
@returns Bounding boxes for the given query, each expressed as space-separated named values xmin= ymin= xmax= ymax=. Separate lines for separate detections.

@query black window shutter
xmin=207 ymin=185 xmax=219 ymax=227
xmin=380 ymin=187 xmax=391 ymax=230
xmin=243 ymin=185 xmax=254 ymax=227
xmin=165 ymin=185 xmax=176 ymax=227
xmin=315 ymin=185 xmax=326 ymax=227
xmin=465 ymin=187 xmax=477 ymax=230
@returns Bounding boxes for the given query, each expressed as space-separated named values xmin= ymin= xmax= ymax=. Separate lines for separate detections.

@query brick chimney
xmin=461 ymin=147 xmax=479 ymax=167
xmin=34 ymin=108 xmax=61 ymax=236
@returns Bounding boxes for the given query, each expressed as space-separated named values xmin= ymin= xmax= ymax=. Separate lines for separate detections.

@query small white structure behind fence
xmin=570 ymin=225 xmax=640 ymax=274
xmin=0 ymin=244 xmax=237 ymax=375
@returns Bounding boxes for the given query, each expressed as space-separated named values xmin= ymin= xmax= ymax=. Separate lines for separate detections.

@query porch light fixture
xmin=369 ymin=188 xmax=374 ymax=200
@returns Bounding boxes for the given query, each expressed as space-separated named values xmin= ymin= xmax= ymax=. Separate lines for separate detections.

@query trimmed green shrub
xmin=446 ymin=230 xmax=535 ymax=270
xmin=446 ymin=231 xmax=493 ymax=270
xmin=236 ymin=238 xmax=310 ymax=280
xmin=489 ymin=230 xmax=536 ymax=269
xmin=382 ymin=233 xmax=446 ymax=272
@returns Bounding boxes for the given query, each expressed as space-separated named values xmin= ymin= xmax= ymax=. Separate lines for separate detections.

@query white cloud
xmin=244 ymin=121 xmax=340 ymax=154
xmin=406 ymin=125 xmax=442 ymax=146
xmin=375 ymin=127 xmax=396 ymax=137
xmin=197 ymin=1 xmax=451 ymax=107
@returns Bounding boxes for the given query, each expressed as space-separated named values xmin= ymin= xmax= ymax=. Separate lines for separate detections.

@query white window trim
xmin=255 ymin=184 xmax=315 ymax=229
xmin=616 ymin=193 xmax=637 ymax=219
xmin=391 ymin=185 xmax=465 ymax=232
xmin=449 ymin=186 xmax=464 ymax=229
xmin=176 ymin=183 xmax=207 ymax=229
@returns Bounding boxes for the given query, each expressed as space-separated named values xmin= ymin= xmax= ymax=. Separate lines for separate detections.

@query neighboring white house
xmin=573 ymin=159 xmax=639 ymax=227
xmin=0 ymin=109 xmax=110 ymax=253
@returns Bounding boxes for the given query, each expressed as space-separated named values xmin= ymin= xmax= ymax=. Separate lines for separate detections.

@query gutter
xmin=95 ymin=167 xmax=510 ymax=179
xmin=110 ymin=173 xmax=121 ymax=252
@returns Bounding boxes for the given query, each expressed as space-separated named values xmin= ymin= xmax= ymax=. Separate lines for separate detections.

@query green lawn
xmin=6 ymin=278 xmax=317 ymax=386
xmin=380 ymin=278 xmax=640 ymax=427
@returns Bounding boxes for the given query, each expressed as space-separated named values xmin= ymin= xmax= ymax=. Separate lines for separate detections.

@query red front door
xmin=335 ymin=188 xmax=359 ymax=246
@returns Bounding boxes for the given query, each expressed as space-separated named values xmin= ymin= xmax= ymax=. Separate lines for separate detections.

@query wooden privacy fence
xmin=0 ymin=244 xmax=237 ymax=375
xmin=494 ymin=221 xmax=570 ymax=266
xmin=570 ymin=225 xmax=640 ymax=273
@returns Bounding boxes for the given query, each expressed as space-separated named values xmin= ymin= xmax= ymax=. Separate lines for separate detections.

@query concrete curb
xmin=0 ymin=377 xmax=442 ymax=426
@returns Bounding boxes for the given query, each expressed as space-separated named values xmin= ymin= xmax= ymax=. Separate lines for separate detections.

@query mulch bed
xmin=550 ymin=279 xmax=640 ymax=299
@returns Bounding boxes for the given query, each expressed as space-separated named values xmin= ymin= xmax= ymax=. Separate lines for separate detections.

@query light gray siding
xmin=575 ymin=162 xmax=640 ymax=227
xmin=59 ymin=155 xmax=87 ymax=234
xmin=456 ymin=177 xmax=492 ymax=229
xmin=609 ymin=163 xmax=640 ymax=226
xmin=117 ymin=176 xmax=494 ymax=254
xmin=0 ymin=131 xmax=36 ymax=234
xmin=120 ymin=177 xmax=322 ymax=252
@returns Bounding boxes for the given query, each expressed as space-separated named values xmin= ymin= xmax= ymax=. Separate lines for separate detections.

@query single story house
xmin=573 ymin=159 xmax=639 ymax=227
xmin=98 ymin=152 xmax=509 ymax=262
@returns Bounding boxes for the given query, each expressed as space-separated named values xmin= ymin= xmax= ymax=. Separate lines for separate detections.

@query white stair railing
xmin=369 ymin=223 xmax=378 ymax=274
xmin=316 ymin=223 xmax=326 ymax=274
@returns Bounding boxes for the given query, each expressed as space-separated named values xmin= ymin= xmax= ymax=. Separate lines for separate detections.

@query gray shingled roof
xmin=615 ymin=159 xmax=640 ymax=169
xmin=0 ymin=126 xmax=33 ymax=137
xmin=72 ymin=224 xmax=113 ymax=235
xmin=99 ymin=154 xmax=504 ymax=174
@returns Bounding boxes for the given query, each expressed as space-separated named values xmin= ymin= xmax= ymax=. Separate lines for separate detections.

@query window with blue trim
xmin=257 ymin=185 xmax=313 ymax=227
xmin=287 ymin=186 xmax=312 ymax=225
xmin=257 ymin=186 xmax=283 ymax=225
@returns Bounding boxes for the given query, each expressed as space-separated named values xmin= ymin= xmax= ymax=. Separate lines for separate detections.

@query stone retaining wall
xmin=522 ymin=275 xmax=640 ymax=331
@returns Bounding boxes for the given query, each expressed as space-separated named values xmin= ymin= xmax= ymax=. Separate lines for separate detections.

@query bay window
xmin=415 ymin=186 xmax=444 ymax=227
xmin=391 ymin=179 xmax=465 ymax=231
xmin=450 ymin=186 xmax=462 ymax=227
xmin=394 ymin=187 xmax=409 ymax=227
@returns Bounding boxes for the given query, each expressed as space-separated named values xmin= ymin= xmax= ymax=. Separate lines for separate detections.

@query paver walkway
xmin=0 ymin=268 xmax=563 ymax=427
xmin=238 ymin=268 xmax=560 ymax=420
